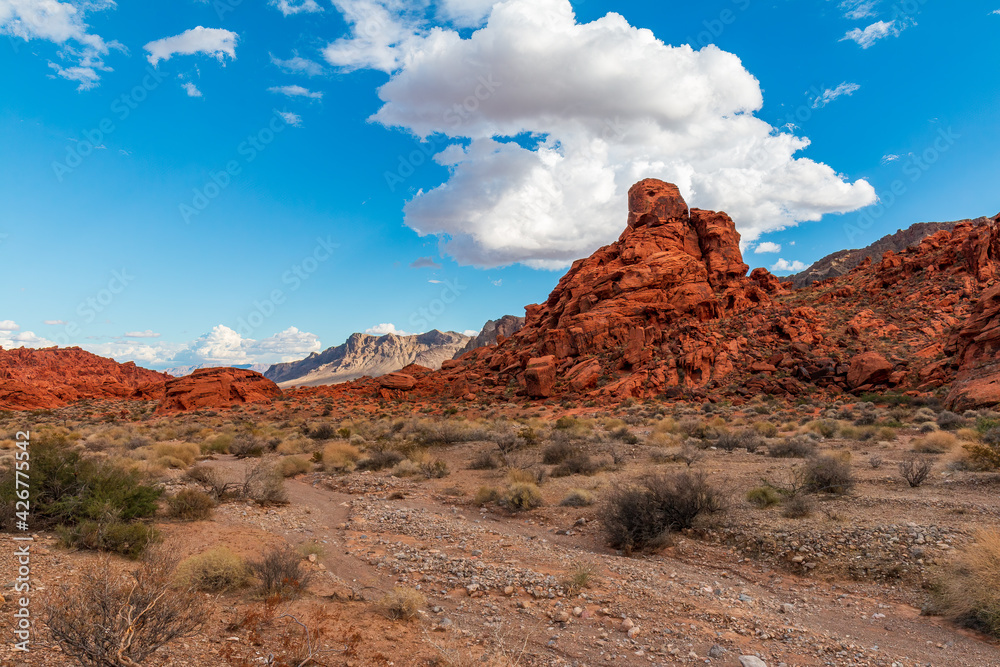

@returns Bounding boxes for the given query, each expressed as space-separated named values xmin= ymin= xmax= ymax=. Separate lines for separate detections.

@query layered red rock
xmin=156 ymin=368 xmax=281 ymax=413
xmin=0 ymin=346 xmax=171 ymax=410
xmin=945 ymin=284 xmax=1000 ymax=409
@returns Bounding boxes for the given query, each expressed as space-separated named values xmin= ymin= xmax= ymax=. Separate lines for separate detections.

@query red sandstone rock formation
xmin=0 ymin=346 xmax=171 ymax=411
xmin=156 ymin=368 xmax=282 ymax=413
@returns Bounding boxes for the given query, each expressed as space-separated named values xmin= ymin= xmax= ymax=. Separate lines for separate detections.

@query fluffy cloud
xmin=88 ymin=325 xmax=321 ymax=368
xmin=270 ymin=53 xmax=325 ymax=76
xmin=841 ymin=20 xmax=908 ymax=48
xmin=271 ymin=0 xmax=322 ymax=16
xmin=365 ymin=323 xmax=410 ymax=336
xmin=771 ymin=258 xmax=809 ymax=273
xmin=839 ymin=0 xmax=878 ymax=19
xmin=812 ymin=82 xmax=860 ymax=108
xmin=268 ymin=84 xmax=323 ymax=99
xmin=410 ymin=256 xmax=442 ymax=269
xmin=329 ymin=0 xmax=875 ymax=268
xmin=754 ymin=242 xmax=781 ymax=254
xmin=278 ymin=111 xmax=303 ymax=126
xmin=145 ymin=27 xmax=238 ymax=67
xmin=0 ymin=0 xmax=120 ymax=89
xmin=462 ymin=328 xmax=479 ymax=336
xmin=437 ymin=0 xmax=496 ymax=27
xmin=182 ymin=81 xmax=203 ymax=97
xmin=0 ymin=321 xmax=55 ymax=348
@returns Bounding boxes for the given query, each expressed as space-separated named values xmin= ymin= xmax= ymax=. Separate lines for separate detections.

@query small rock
xmin=739 ymin=657 xmax=768 ymax=667
xmin=627 ymin=626 xmax=641 ymax=639
xmin=708 ymin=644 xmax=726 ymax=658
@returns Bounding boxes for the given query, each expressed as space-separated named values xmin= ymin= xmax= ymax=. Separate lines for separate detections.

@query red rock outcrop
xmin=156 ymin=368 xmax=281 ymax=413
xmin=0 ymin=346 xmax=171 ymax=411
xmin=945 ymin=285 xmax=1000 ymax=409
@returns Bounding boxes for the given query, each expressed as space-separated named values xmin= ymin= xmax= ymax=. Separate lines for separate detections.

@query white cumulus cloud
xmin=812 ymin=82 xmax=860 ymax=108
xmin=268 ymin=84 xmax=323 ymax=99
xmin=278 ymin=111 xmax=302 ymax=127
xmin=771 ymin=258 xmax=809 ymax=273
xmin=329 ymin=0 xmax=876 ymax=268
xmin=0 ymin=320 xmax=55 ymax=349
xmin=365 ymin=323 xmax=410 ymax=336
xmin=0 ymin=0 xmax=120 ymax=89
xmin=0 ymin=320 xmax=20 ymax=331
xmin=271 ymin=0 xmax=322 ymax=16
xmin=182 ymin=81 xmax=202 ymax=97
xmin=145 ymin=27 xmax=238 ymax=67
xmin=754 ymin=241 xmax=781 ymax=254
xmin=841 ymin=20 xmax=908 ymax=48
xmin=86 ymin=325 xmax=321 ymax=368
xmin=270 ymin=53 xmax=326 ymax=76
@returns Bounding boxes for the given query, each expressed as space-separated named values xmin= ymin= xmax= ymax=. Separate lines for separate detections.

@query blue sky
xmin=1 ymin=0 xmax=998 ymax=370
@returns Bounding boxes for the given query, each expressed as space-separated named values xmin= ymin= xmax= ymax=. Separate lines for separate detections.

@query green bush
xmin=167 ymin=489 xmax=215 ymax=521
xmin=175 ymin=547 xmax=250 ymax=592
xmin=0 ymin=435 xmax=161 ymax=532
xmin=502 ymin=483 xmax=543 ymax=511
xmin=746 ymin=485 xmax=782 ymax=508
xmin=60 ymin=520 xmax=160 ymax=559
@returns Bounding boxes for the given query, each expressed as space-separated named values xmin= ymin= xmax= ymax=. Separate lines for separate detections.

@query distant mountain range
xmin=785 ymin=218 xmax=993 ymax=287
xmin=164 ymin=363 xmax=271 ymax=377
xmin=263 ymin=330 xmax=473 ymax=388
xmin=453 ymin=315 xmax=526 ymax=359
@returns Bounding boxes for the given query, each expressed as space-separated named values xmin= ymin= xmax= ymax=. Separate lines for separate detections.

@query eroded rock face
xmin=0 ymin=346 xmax=171 ymax=410
xmin=946 ymin=285 xmax=1000 ymax=409
xmin=156 ymin=368 xmax=281 ymax=413
xmin=847 ymin=352 xmax=894 ymax=390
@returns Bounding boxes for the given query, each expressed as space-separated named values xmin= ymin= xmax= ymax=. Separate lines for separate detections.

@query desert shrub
xmin=768 ymin=437 xmax=816 ymax=459
xmin=913 ymin=431 xmax=957 ymax=453
xmin=474 ymin=486 xmax=500 ymax=505
xmin=610 ymin=426 xmax=640 ymax=444
xmin=601 ymin=471 xmax=724 ymax=553
xmin=244 ymin=461 xmax=288 ymax=506
xmin=933 ymin=531 xmax=1000 ymax=637
xmin=152 ymin=442 xmax=200 ymax=466
xmin=752 ymin=421 xmax=779 ymax=438
xmin=552 ymin=455 xmax=599 ymax=477
xmin=275 ymin=455 xmax=313 ymax=478
xmin=469 ymin=449 xmax=500 ymax=470
xmin=420 ymin=459 xmax=450 ymax=478
xmin=166 ymin=489 xmax=215 ymax=520
xmin=677 ymin=418 xmax=710 ymax=439
xmin=717 ymin=429 xmax=764 ymax=453
xmin=0 ymin=436 xmax=161 ymax=533
xmin=746 ymin=485 xmax=782 ymax=508
xmin=563 ymin=562 xmax=597 ymax=592
xmin=378 ymin=587 xmax=426 ymax=621
xmin=937 ymin=411 xmax=967 ymax=431
xmin=186 ymin=465 xmax=231 ymax=500
xmin=807 ymin=420 xmax=839 ymax=439
xmin=249 ymin=546 xmax=311 ymax=598
xmin=781 ymin=495 xmax=814 ymax=518
xmin=357 ymin=449 xmax=404 ymax=471
xmin=542 ymin=440 xmax=578 ymax=464
xmin=982 ymin=427 xmax=1000 ymax=446
xmin=175 ymin=547 xmax=250 ymax=592
xmin=201 ymin=434 xmax=232 ymax=454
xmin=554 ymin=416 xmax=581 ymax=430
xmin=230 ymin=433 xmax=267 ymax=458
xmin=899 ymin=457 xmax=933 ymax=488
xmin=560 ymin=489 xmax=595 ymax=507
xmin=322 ymin=442 xmax=361 ymax=472
xmin=44 ymin=552 xmax=206 ymax=667
xmin=391 ymin=459 xmax=421 ymax=477
xmin=60 ymin=520 xmax=161 ymax=559
xmin=912 ymin=407 xmax=938 ymax=423
xmin=868 ymin=455 xmax=884 ymax=469
xmin=874 ymin=426 xmax=898 ymax=442
xmin=308 ymin=423 xmax=337 ymax=441
xmin=413 ymin=420 xmax=487 ymax=446
xmin=802 ymin=455 xmax=854 ymax=495
xmin=501 ymin=483 xmax=543 ymax=511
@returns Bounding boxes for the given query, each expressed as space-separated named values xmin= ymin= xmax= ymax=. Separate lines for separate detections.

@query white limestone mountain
xmin=263 ymin=330 xmax=473 ymax=388
xmin=453 ymin=315 xmax=525 ymax=359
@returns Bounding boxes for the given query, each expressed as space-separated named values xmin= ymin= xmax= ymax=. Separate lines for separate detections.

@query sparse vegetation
xmin=899 ymin=456 xmax=933 ymax=488
xmin=378 ymin=587 xmax=426 ymax=621
xmin=175 ymin=546 xmax=250 ymax=592
xmin=167 ymin=488 xmax=215 ymax=520
xmin=934 ymin=530 xmax=1000 ymax=637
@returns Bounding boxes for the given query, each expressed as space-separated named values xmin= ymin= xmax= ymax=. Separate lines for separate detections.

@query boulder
xmin=157 ymin=368 xmax=281 ymax=413
xmin=378 ymin=373 xmax=417 ymax=391
xmin=524 ymin=356 xmax=557 ymax=398
xmin=847 ymin=352 xmax=893 ymax=389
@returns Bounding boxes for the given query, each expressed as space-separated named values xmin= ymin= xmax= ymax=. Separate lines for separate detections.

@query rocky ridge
xmin=264 ymin=330 xmax=472 ymax=388
xmin=0 ymin=346 xmax=171 ymax=411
